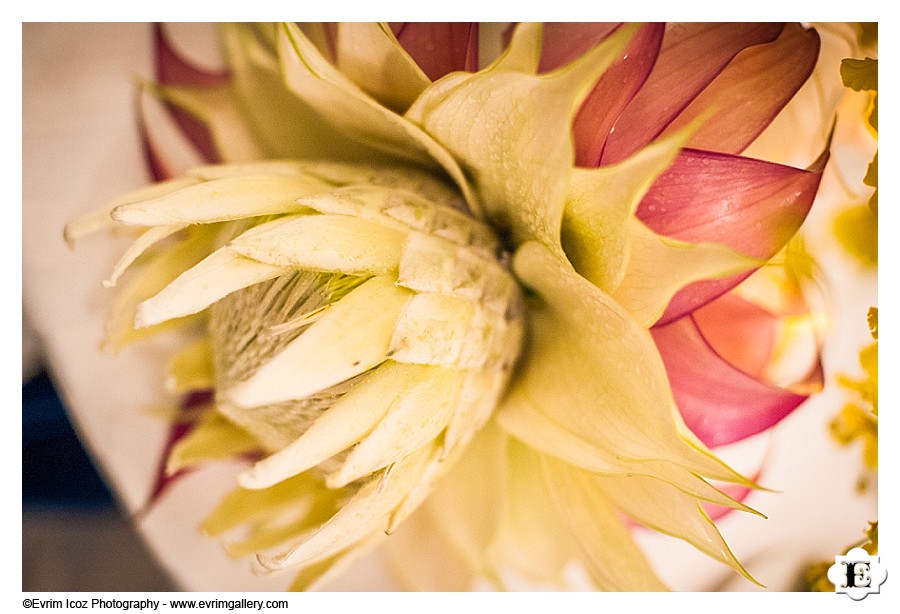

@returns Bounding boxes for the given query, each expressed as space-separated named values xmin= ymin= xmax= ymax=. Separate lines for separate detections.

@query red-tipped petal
xmin=639 ymin=148 xmax=825 ymax=325
xmin=540 ymin=23 xmax=665 ymax=168
xmin=153 ymin=24 xmax=228 ymax=166
xmin=144 ymin=389 xmax=214 ymax=509
xmin=390 ymin=23 xmax=479 ymax=81
xmin=600 ymin=23 xmax=784 ymax=166
xmin=652 ymin=310 xmax=820 ymax=448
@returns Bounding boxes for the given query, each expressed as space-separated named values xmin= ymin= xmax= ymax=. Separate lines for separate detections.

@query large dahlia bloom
xmin=65 ymin=22 xmax=831 ymax=590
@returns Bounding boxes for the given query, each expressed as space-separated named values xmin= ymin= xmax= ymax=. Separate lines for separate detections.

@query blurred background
xmin=23 ymin=334 xmax=176 ymax=591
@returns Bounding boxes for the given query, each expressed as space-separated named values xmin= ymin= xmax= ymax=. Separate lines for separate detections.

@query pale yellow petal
xmin=226 ymin=276 xmax=412 ymax=407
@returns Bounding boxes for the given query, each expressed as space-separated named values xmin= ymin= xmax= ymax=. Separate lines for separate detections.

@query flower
xmin=67 ymin=22 xmax=829 ymax=590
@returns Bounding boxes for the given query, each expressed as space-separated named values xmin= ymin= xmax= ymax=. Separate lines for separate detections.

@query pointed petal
xmin=653 ymin=312 xmax=814 ymax=447
xmin=276 ymin=23 xmax=480 ymax=216
xmin=238 ymin=362 xmax=430 ymax=489
xmin=135 ymin=247 xmax=289 ymax=328
xmin=63 ymin=176 xmax=198 ymax=245
xmin=539 ymin=23 xmax=665 ymax=167
xmin=219 ymin=23 xmax=365 ymax=161
xmin=258 ymin=443 xmax=439 ymax=570
xmin=229 ymin=213 xmax=406 ymax=276
xmin=329 ymin=367 xmax=463 ymax=486
xmin=202 ymin=472 xmax=337 ymax=537
xmin=612 ymin=220 xmax=760 ymax=327
xmin=562 ymin=125 xmax=693 ymax=293
xmin=335 ymin=23 xmax=431 ymax=113
xmin=103 ymin=224 xmax=185 ymax=287
xmin=413 ymin=23 xmax=639 ymax=248
xmin=111 ymin=174 xmax=330 ymax=226
xmin=601 ymin=23 xmax=784 ymax=165
xmin=507 ymin=241 xmax=747 ymax=483
xmin=638 ymin=148 xmax=825 ymax=325
xmin=104 ymin=230 xmax=215 ymax=348
xmin=226 ymin=276 xmax=412 ymax=407
xmin=595 ymin=473 xmax=758 ymax=584
xmin=391 ymin=22 xmax=478 ymax=80
xmin=541 ymin=457 xmax=669 ymax=591
xmin=166 ymin=410 xmax=259 ymax=475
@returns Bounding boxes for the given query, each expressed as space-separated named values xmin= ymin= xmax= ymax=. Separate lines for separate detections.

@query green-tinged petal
xmin=219 ymin=23 xmax=369 ymax=161
xmin=226 ymin=276 xmax=412 ymax=407
xmin=411 ymin=23 xmax=638 ymax=249
xmin=562 ymin=127 xmax=693 ymax=293
xmin=229 ymin=213 xmax=407 ymax=276
xmin=487 ymin=437 xmax=575 ymax=584
xmin=103 ymin=224 xmax=184 ymax=287
xmin=111 ymin=175 xmax=330 ymax=226
xmin=202 ymin=472 xmax=339 ymax=537
xmin=167 ymin=411 xmax=260 ymax=475
xmin=104 ymin=229 xmax=216 ymax=349
xmin=135 ymin=247 xmax=290 ymax=328
xmin=276 ymin=22 xmax=480 ymax=216
xmin=594 ymin=473 xmax=760 ymax=584
xmin=612 ymin=220 xmax=760 ymax=327
xmin=258 ymin=442 xmax=440 ymax=570
xmin=218 ymin=489 xmax=341 ymax=558
xmin=506 ymin=241 xmax=750 ymax=485
xmin=497 ymin=386 xmax=758 ymax=512
xmin=166 ymin=336 xmax=214 ymax=392
xmin=329 ymin=367 xmax=464 ymax=487
xmin=335 ymin=23 xmax=431 ymax=113
xmin=63 ymin=176 xmax=199 ymax=245
xmin=542 ymin=457 xmax=668 ymax=591
xmin=238 ymin=362 xmax=434 ymax=490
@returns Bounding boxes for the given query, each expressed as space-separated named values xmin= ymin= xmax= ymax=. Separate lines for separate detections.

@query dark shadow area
xmin=22 ymin=371 xmax=178 ymax=591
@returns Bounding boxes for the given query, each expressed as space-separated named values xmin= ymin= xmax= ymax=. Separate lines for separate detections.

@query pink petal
xmin=153 ymin=24 xmax=229 ymax=169
xmin=691 ymin=293 xmax=776 ymax=379
xmin=639 ymin=148 xmax=826 ymax=325
xmin=652 ymin=307 xmax=822 ymax=448
xmin=657 ymin=23 xmax=820 ymax=156
xmin=538 ymin=23 xmax=623 ymax=72
xmin=600 ymin=23 xmax=784 ymax=166
xmin=390 ymin=23 xmax=478 ymax=81
xmin=141 ymin=390 xmax=214 ymax=511
xmin=539 ymin=23 xmax=665 ymax=168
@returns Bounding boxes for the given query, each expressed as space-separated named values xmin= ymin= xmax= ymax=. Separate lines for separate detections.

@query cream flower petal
xmin=592 ymin=472 xmax=758 ymax=584
xmin=226 ymin=276 xmax=412 ymax=407
xmin=561 ymin=127 xmax=692 ymax=293
xmin=542 ymin=456 xmax=669 ymax=591
xmin=238 ymin=362 xmax=435 ymax=490
xmin=257 ymin=442 xmax=441 ymax=570
xmin=410 ymin=23 xmax=638 ymax=249
xmin=111 ymin=174 xmax=329 ymax=226
xmin=335 ymin=23 xmax=431 ymax=113
xmin=505 ymin=241 xmax=748 ymax=484
xmin=135 ymin=247 xmax=289 ymax=328
xmin=612 ymin=220 xmax=761 ymax=327
xmin=228 ymin=213 xmax=407 ymax=276
xmin=276 ymin=22 xmax=480 ymax=216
